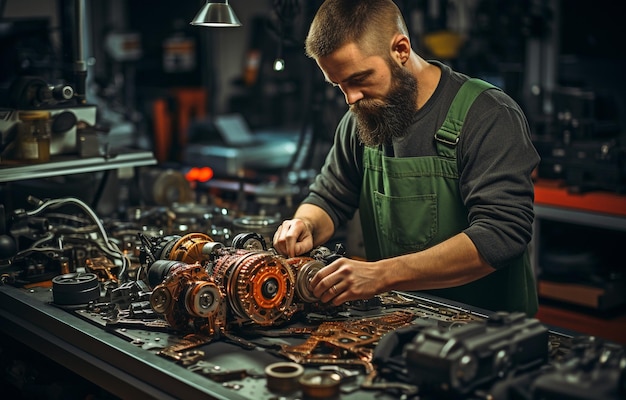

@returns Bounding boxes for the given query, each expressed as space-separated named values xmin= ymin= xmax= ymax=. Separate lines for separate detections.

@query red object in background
xmin=185 ymin=167 xmax=214 ymax=182
xmin=152 ymin=88 xmax=207 ymax=163
xmin=152 ymin=98 xmax=172 ymax=163
xmin=534 ymin=179 xmax=626 ymax=216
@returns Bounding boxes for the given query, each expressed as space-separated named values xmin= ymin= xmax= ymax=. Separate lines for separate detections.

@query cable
xmin=19 ymin=196 xmax=129 ymax=280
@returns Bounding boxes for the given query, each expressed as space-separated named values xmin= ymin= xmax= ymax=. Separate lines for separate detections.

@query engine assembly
xmin=141 ymin=231 xmax=339 ymax=333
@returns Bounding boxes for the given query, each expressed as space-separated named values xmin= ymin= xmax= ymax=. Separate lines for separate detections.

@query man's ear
xmin=391 ymin=34 xmax=411 ymax=65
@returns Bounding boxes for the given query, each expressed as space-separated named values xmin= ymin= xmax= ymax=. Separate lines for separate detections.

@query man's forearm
xmin=293 ymin=203 xmax=336 ymax=248
xmin=378 ymin=232 xmax=496 ymax=292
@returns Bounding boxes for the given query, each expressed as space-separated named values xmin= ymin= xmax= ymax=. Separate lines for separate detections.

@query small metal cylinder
xmin=264 ymin=362 xmax=304 ymax=394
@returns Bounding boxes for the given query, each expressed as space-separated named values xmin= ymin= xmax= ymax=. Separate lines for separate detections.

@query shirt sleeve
xmin=458 ymin=90 xmax=540 ymax=268
xmin=302 ymin=112 xmax=363 ymax=230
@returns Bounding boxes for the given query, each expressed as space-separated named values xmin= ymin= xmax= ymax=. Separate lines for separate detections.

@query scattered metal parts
xmin=158 ymin=335 xmax=213 ymax=362
xmin=188 ymin=360 xmax=264 ymax=383
xmin=187 ymin=360 xmax=222 ymax=374
xmin=84 ymin=256 xmax=118 ymax=282
xmin=109 ymin=327 xmax=172 ymax=350
xmin=105 ymin=311 xmax=171 ymax=331
xmin=319 ymin=365 xmax=362 ymax=394
xmin=278 ymin=310 xmax=416 ymax=374
xmin=222 ymin=382 xmax=243 ymax=390
xmin=160 ymin=349 xmax=206 ymax=366
xmin=107 ymin=280 xmax=151 ymax=308
xmin=207 ymin=368 xmax=263 ymax=383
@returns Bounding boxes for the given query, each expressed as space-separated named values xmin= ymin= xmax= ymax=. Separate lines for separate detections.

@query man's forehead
xmin=317 ymin=43 xmax=385 ymax=84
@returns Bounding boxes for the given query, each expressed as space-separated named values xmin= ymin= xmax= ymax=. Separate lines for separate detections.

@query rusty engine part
xmin=211 ymin=249 xmax=297 ymax=326
xmin=149 ymin=262 xmax=226 ymax=335
xmin=140 ymin=232 xmax=343 ymax=335
xmin=287 ymin=256 xmax=325 ymax=304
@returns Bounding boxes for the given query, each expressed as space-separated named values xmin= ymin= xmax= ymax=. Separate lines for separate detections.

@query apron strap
xmin=435 ymin=78 xmax=500 ymax=158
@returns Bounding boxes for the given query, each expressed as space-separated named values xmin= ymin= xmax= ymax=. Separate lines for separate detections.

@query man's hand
xmin=307 ymin=233 xmax=494 ymax=306
xmin=272 ymin=218 xmax=315 ymax=257
xmin=273 ymin=204 xmax=335 ymax=258
xmin=308 ymin=258 xmax=386 ymax=306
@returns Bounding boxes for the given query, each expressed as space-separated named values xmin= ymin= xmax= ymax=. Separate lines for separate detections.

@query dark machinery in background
xmin=4 ymin=0 xmax=623 ymax=212
xmin=404 ymin=311 xmax=550 ymax=398
xmin=0 ymin=2 xmax=100 ymax=164
xmin=529 ymin=0 xmax=626 ymax=193
xmin=534 ymin=85 xmax=626 ymax=194
xmin=527 ymin=0 xmax=626 ymax=316
xmin=2 ymin=0 xmax=625 ymax=187
xmin=0 ymin=0 xmax=151 ymax=167
xmin=0 ymin=75 xmax=99 ymax=162
xmin=397 ymin=0 xmax=626 ymax=194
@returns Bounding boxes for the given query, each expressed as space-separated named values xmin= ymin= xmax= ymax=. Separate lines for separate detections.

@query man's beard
xmin=351 ymin=61 xmax=418 ymax=147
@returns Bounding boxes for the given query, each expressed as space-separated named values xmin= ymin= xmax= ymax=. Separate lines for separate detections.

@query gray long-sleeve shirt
xmin=303 ymin=61 xmax=540 ymax=268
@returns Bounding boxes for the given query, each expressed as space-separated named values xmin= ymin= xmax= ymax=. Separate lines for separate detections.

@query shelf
xmin=534 ymin=204 xmax=626 ymax=231
xmin=0 ymin=149 xmax=157 ymax=183
xmin=533 ymin=179 xmax=626 ymax=232
xmin=534 ymin=179 xmax=626 ymax=217
xmin=536 ymin=302 xmax=626 ymax=345
xmin=532 ymin=179 xmax=626 ymax=329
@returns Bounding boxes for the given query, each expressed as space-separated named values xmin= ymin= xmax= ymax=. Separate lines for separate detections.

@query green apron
xmin=359 ymin=78 xmax=538 ymax=316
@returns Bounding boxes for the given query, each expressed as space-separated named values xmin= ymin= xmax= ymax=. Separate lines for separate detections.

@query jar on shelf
xmin=18 ymin=110 xmax=51 ymax=162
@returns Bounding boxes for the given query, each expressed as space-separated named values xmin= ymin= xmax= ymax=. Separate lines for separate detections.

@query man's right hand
xmin=272 ymin=218 xmax=315 ymax=257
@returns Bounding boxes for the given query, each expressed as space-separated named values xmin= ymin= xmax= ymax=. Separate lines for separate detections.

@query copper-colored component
xmin=214 ymin=251 xmax=296 ymax=326
xmin=150 ymin=286 xmax=172 ymax=314
xmin=298 ymin=371 xmax=342 ymax=399
xmin=264 ymin=362 xmax=304 ymax=394
xmin=211 ymin=250 xmax=252 ymax=291
xmin=185 ymin=281 xmax=221 ymax=318
xmin=85 ymin=256 xmax=118 ymax=282
xmin=150 ymin=262 xmax=226 ymax=336
xmin=288 ymin=257 xmax=324 ymax=303
xmin=279 ymin=310 xmax=416 ymax=373
xmin=168 ymin=233 xmax=214 ymax=263
xmin=249 ymin=263 xmax=289 ymax=309
xmin=159 ymin=337 xmax=213 ymax=362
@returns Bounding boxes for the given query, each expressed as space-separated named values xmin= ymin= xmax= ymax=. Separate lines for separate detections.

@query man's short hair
xmin=305 ymin=0 xmax=409 ymax=59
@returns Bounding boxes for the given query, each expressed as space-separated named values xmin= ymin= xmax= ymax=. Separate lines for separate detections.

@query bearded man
xmin=273 ymin=0 xmax=540 ymax=316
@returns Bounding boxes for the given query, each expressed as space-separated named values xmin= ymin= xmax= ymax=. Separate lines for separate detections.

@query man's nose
xmin=342 ymin=87 xmax=363 ymax=105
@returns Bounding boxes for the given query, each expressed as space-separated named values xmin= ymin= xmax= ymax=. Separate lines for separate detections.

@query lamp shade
xmin=190 ymin=1 xmax=241 ymax=27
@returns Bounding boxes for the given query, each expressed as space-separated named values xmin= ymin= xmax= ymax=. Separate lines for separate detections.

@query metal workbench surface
xmin=0 ymin=284 xmax=423 ymax=400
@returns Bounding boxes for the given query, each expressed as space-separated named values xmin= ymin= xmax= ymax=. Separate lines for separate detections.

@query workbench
xmin=0 ymin=283 xmax=477 ymax=400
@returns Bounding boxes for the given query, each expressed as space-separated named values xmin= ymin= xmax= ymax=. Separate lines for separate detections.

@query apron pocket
xmin=374 ymin=191 xmax=438 ymax=254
